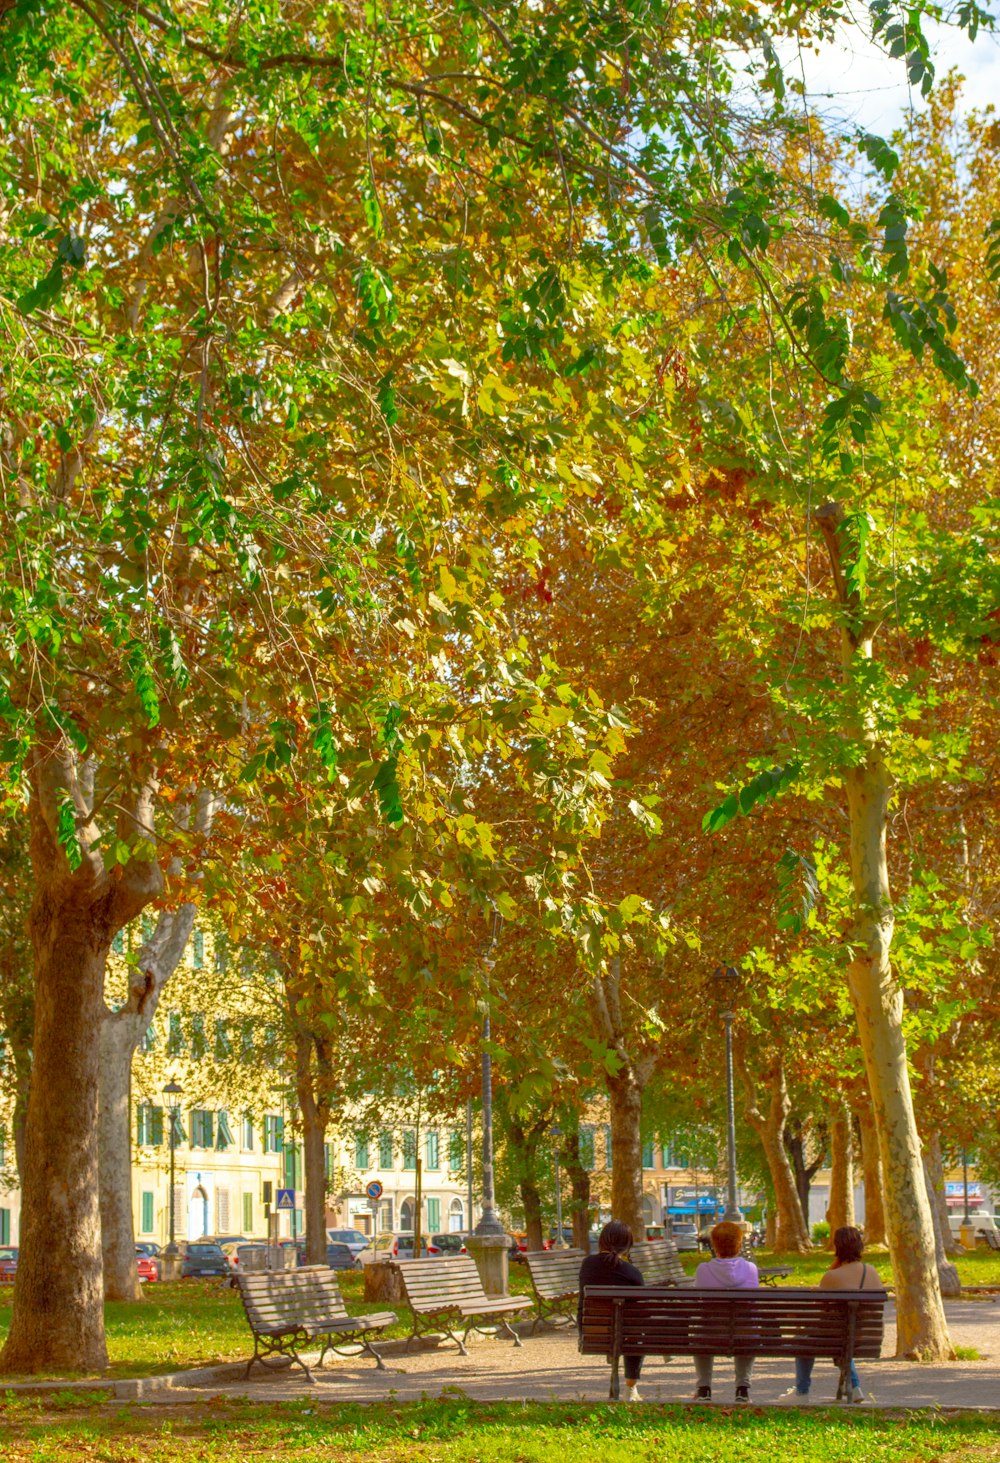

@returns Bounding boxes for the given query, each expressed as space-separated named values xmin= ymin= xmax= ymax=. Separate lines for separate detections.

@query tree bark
xmin=738 ymin=1051 xmax=811 ymax=1252
xmin=923 ymin=1155 xmax=961 ymax=1297
xmin=818 ymin=501 xmax=952 ymax=1361
xmin=784 ymin=1118 xmax=825 ymax=1234
xmin=857 ymin=1103 xmax=886 ymax=1247
xmin=0 ymin=748 xmax=163 ymax=1375
xmin=98 ymin=902 xmax=197 ymax=1300
xmin=924 ymin=1130 xmax=959 ymax=1256
xmin=561 ymin=1127 xmax=591 ymax=1251
xmin=505 ymin=1116 xmax=545 ymax=1250
xmin=295 ymin=1026 xmax=332 ymax=1267
xmin=605 ymin=1066 xmax=646 ymax=1237
xmin=825 ymin=1099 xmax=855 ymax=1239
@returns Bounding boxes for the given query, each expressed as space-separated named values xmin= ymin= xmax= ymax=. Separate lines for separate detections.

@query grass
xmin=1 ymin=1397 xmax=1000 ymax=1462
xmin=0 ymin=1245 xmax=996 ymax=1383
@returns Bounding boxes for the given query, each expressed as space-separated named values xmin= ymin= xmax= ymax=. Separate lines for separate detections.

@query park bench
xmin=580 ymin=1284 xmax=886 ymax=1400
xmin=630 ymin=1237 xmax=696 ymax=1288
xmin=740 ymin=1238 xmax=793 ymax=1286
xmin=398 ymin=1255 xmax=533 ymax=1354
xmin=525 ymin=1248 xmax=585 ymax=1330
xmin=236 ymin=1265 xmax=397 ymax=1381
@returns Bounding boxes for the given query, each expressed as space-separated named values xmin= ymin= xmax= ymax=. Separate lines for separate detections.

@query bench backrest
xmin=398 ymin=1255 xmax=489 ymax=1315
xmin=630 ymin=1237 xmax=690 ymax=1286
xmin=524 ymin=1249 xmax=584 ymax=1299
xmin=237 ymin=1265 xmax=348 ymax=1333
xmin=580 ymin=1286 xmax=885 ymax=1359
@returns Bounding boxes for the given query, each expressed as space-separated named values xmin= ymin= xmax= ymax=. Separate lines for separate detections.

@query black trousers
xmin=624 ymin=1354 xmax=642 ymax=1383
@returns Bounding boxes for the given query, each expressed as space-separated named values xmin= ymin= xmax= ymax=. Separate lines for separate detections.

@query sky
xmin=795 ymin=18 xmax=1000 ymax=136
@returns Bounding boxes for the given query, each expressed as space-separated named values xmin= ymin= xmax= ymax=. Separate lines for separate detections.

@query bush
xmin=811 ymin=1221 xmax=830 ymax=1244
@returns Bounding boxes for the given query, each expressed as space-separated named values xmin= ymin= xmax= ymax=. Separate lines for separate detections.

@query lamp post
xmin=466 ymin=1098 xmax=475 ymax=1233
xmin=963 ymin=1149 xmax=970 ymax=1224
xmin=711 ymin=966 xmax=743 ymax=1224
xmin=162 ymin=1080 xmax=184 ymax=1255
xmin=473 ymin=917 xmax=505 ymax=1239
xmin=550 ymin=1124 xmax=563 ymax=1247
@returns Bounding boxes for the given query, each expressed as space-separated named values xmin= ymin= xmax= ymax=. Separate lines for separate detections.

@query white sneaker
xmin=624 ymin=1384 xmax=642 ymax=1404
xmin=780 ymin=1388 xmax=813 ymax=1403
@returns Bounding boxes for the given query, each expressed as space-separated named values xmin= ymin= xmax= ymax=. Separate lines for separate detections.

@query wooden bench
xmin=236 ymin=1265 xmax=396 ymax=1381
xmin=398 ymin=1255 xmax=533 ymax=1354
xmin=741 ymin=1238 xmax=794 ymax=1286
xmin=580 ymin=1284 xmax=886 ymax=1399
xmin=630 ymin=1237 xmax=696 ymax=1288
xmin=525 ymin=1248 xmax=585 ymax=1330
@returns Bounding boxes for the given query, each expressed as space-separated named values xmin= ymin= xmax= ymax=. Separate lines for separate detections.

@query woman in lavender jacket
xmin=692 ymin=1220 xmax=759 ymax=1403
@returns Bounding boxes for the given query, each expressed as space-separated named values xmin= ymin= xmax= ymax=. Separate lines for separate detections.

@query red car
xmin=0 ymin=1248 xmax=18 ymax=1281
xmin=135 ymin=1251 xmax=158 ymax=1283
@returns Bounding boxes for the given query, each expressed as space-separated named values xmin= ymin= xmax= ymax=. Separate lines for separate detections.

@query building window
xmin=642 ymin=1140 xmax=655 ymax=1169
xmin=242 ymin=1115 xmax=254 ymax=1151
xmin=167 ymin=1013 xmax=185 ymax=1056
xmin=240 ymin=1020 xmax=255 ymax=1060
xmin=355 ymin=1137 xmax=369 ymax=1170
xmin=285 ymin=1143 xmax=302 ymax=1189
xmin=214 ymin=1019 xmax=231 ymax=1060
xmin=190 ymin=1110 xmax=214 ymax=1149
xmin=141 ymin=1191 xmax=154 ymax=1234
xmin=216 ymin=1111 xmax=234 ymax=1151
xmin=425 ymin=1130 xmax=439 ymax=1170
xmin=264 ymin=1114 xmax=284 ymax=1154
xmin=325 ymin=1143 xmax=334 ymax=1179
xmin=192 ymin=929 xmax=204 ymax=969
xmin=426 ymin=1197 xmax=441 ymax=1233
xmin=449 ymin=1197 xmax=464 ymax=1232
xmin=579 ymin=1125 xmax=595 ymax=1170
xmin=214 ymin=934 xmax=229 ymax=973
xmin=0 ymin=1209 xmax=9 ymax=1245
xmin=243 ymin=1192 xmax=254 ymax=1233
xmin=136 ymin=1102 xmax=164 ymax=1147
xmin=402 ymin=1131 xmax=416 ymax=1170
xmin=379 ymin=1131 xmax=393 ymax=1169
xmin=189 ymin=1014 xmax=207 ymax=1059
xmin=449 ymin=1129 xmax=464 ymax=1170
xmin=139 ymin=1023 xmax=155 ymax=1053
xmin=400 ymin=1197 xmax=414 ymax=1231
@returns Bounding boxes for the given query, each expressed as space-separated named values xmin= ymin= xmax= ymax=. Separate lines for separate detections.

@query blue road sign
xmin=366 ymin=1180 xmax=384 ymax=1201
xmin=276 ymin=1188 xmax=295 ymax=1210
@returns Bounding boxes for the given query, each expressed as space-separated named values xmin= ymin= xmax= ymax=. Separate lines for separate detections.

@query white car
xmin=948 ymin=1211 xmax=999 ymax=1244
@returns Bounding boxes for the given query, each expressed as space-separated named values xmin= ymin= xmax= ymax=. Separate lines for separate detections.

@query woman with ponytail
xmin=577 ymin=1220 xmax=645 ymax=1402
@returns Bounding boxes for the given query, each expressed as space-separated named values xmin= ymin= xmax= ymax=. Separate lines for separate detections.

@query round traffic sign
xmin=366 ymin=1180 xmax=384 ymax=1201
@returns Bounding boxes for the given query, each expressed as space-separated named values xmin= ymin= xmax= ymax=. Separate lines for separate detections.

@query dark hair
xmin=598 ymin=1220 xmax=634 ymax=1264
xmin=833 ymin=1226 xmax=864 ymax=1264
xmin=711 ymin=1220 xmax=743 ymax=1259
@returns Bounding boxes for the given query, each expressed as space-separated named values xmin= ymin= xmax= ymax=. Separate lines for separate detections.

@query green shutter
xmin=243 ymin=1192 xmax=254 ymax=1232
xmin=192 ymin=930 xmax=204 ymax=969
xmin=379 ymin=1132 xmax=393 ymax=1168
xmin=355 ymin=1136 xmax=369 ymax=1169
xmin=426 ymin=1197 xmax=440 ymax=1233
xmin=216 ymin=1110 xmax=234 ymax=1151
xmin=402 ymin=1131 xmax=416 ymax=1170
xmin=141 ymin=1191 xmax=154 ymax=1233
xmin=425 ymin=1131 xmax=439 ymax=1169
xmin=449 ymin=1130 xmax=464 ymax=1169
xmin=0 ymin=1209 xmax=9 ymax=1245
xmin=642 ymin=1140 xmax=654 ymax=1169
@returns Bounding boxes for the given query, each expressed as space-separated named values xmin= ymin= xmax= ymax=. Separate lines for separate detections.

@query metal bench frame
xmin=525 ymin=1248 xmax=585 ymax=1330
xmin=236 ymin=1265 xmax=396 ymax=1382
xmin=398 ymin=1255 xmax=533 ymax=1355
xmin=581 ymin=1284 xmax=886 ymax=1400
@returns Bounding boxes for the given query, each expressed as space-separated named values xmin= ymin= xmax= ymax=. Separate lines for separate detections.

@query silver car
xmin=326 ymin=1227 xmax=371 ymax=1261
xmin=669 ymin=1220 xmax=700 ymax=1252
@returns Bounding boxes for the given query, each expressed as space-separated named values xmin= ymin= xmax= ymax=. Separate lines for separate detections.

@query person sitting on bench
xmin=578 ymin=1220 xmax=644 ymax=1403
xmin=692 ymin=1220 xmax=759 ymax=1404
xmin=782 ymin=1225 xmax=884 ymax=1404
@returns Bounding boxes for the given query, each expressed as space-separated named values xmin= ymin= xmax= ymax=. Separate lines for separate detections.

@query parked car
xmin=948 ymin=1212 xmax=1000 ymax=1246
xmin=0 ymin=1248 xmax=18 ymax=1281
xmin=136 ymin=1250 xmax=158 ymax=1283
xmin=428 ymin=1232 xmax=469 ymax=1255
xmin=667 ymin=1220 xmax=700 ymax=1252
xmin=364 ymin=1232 xmax=430 ymax=1260
xmin=179 ymin=1241 xmax=230 ymax=1278
xmin=135 ymin=1241 xmax=161 ymax=1260
xmin=326 ymin=1227 xmax=371 ymax=1261
xmin=547 ymin=1227 xmax=576 ymax=1248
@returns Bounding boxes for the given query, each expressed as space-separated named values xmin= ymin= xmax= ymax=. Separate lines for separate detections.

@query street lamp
xmin=473 ymin=917 xmax=505 ymax=1238
xmin=963 ymin=1148 xmax=971 ymax=1224
xmin=550 ymin=1124 xmax=563 ymax=1247
xmin=162 ymin=1080 xmax=184 ymax=1255
xmin=711 ymin=965 xmax=743 ymax=1224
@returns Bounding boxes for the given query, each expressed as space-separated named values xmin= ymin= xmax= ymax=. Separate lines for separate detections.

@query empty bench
xmin=581 ymin=1284 xmax=886 ymax=1399
xmin=525 ymin=1248 xmax=584 ymax=1329
xmin=741 ymin=1238 xmax=793 ymax=1286
xmin=236 ymin=1265 xmax=396 ymax=1381
xmin=398 ymin=1255 xmax=533 ymax=1353
xmin=630 ymin=1238 xmax=696 ymax=1288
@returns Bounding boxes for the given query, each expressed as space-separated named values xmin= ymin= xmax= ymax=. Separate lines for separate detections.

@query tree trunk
xmin=1 ymin=909 xmax=109 ymax=1373
xmin=561 ymin=1128 xmax=591 ymax=1251
xmin=924 ymin=1130 xmax=959 ymax=1256
xmin=818 ymin=502 xmax=952 ymax=1361
xmin=0 ymin=750 xmax=164 ymax=1375
xmin=825 ymin=1100 xmax=855 ymax=1238
xmin=605 ymin=1067 xmax=645 ymax=1238
xmin=296 ymin=1028 xmax=331 ymax=1267
xmin=97 ymin=824 xmax=206 ymax=1300
xmin=738 ymin=1051 xmax=811 ymax=1253
xmin=784 ymin=1120 xmax=825 ymax=1235
xmin=923 ymin=1155 xmax=961 ymax=1297
xmin=857 ymin=1103 xmax=886 ymax=1246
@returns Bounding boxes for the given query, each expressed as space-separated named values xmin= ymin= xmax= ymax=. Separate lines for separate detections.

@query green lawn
xmin=0 ymin=1246 xmax=996 ymax=1383
xmin=1 ymin=1398 xmax=999 ymax=1462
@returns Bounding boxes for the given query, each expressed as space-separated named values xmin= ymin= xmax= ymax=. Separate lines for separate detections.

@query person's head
xmin=710 ymin=1221 xmax=744 ymax=1259
xmin=833 ymin=1226 xmax=864 ymax=1264
xmin=598 ymin=1220 xmax=634 ymax=1262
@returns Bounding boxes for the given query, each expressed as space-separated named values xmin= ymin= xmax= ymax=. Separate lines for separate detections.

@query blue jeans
xmin=795 ymin=1356 xmax=859 ymax=1394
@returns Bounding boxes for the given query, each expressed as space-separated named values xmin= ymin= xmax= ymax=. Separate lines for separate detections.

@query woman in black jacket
xmin=578 ymin=1220 xmax=645 ymax=1402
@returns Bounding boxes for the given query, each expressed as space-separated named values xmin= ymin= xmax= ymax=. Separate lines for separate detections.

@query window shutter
xmin=243 ymin=1192 xmax=254 ymax=1232
xmin=216 ymin=1110 xmax=234 ymax=1151
xmin=216 ymin=1186 xmax=230 ymax=1232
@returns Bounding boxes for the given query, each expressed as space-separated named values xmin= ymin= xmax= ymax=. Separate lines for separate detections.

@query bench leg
xmin=498 ymin=1318 xmax=523 ymax=1348
xmin=362 ymin=1337 xmax=388 ymax=1371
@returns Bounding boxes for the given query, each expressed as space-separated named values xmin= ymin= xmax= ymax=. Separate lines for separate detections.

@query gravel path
xmin=168 ymin=1298 xmax=1000 ymax=1410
